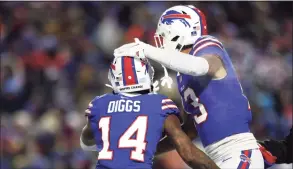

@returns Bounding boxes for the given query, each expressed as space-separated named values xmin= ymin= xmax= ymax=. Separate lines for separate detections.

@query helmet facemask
xmin=154 ymin=24 xmax=188 ymax=52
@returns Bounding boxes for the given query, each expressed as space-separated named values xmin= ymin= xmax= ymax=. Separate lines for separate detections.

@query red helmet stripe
xmin=190 ymin=7 xmax=208 ymax=35
xmin=122 ymin=56 xmax=137 ymax=86
xmin=163 ymin=14 xmax=191 ymax=19
xmin=110 ymin=64 xmax=115 ymax=70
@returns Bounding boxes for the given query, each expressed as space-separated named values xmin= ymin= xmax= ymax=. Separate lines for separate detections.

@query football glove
xmin=258 ymin=143 xmax=277 ymax=168
xmin=114 ymin=38 xmax=146 ymax=60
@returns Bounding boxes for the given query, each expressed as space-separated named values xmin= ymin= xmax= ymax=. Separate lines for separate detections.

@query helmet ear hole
xmin=171 ymin=36 xmax=180 ymax=42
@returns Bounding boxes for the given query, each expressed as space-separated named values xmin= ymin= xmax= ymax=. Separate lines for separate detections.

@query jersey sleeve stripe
xmin=192 ymin=37 xmax=224 ymax=55
xmin=193 ymin=37 xmax=209 ymax=48
xmin=193 ymin=41 xmax=224 ymax=55
xmin=193 ymin=39 xmax=223 ymax=50
xmin=162 ymin=99 xmax=172 ymax=103
xmin=162 ymin=104 xmax=178 ymax=110
xmin=162 ymin=101 xmax=174 ymax=104
xmin=162 ymin=102 xmax=175 ymax=107
xmin=193 ymin=37 xmax=222 ymax=49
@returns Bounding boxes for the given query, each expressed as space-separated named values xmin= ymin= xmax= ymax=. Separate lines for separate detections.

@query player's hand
xmin=258 ymin=143 xmax=277 ymax=167
xmin=114 ymin=38 xmax=146 ymax=60
xmin=160 ymin=65 xmax=173 ymax=89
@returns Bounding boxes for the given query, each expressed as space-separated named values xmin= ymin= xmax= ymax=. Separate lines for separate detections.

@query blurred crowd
xmin=0 ymin=2 xmax=292 ymax=169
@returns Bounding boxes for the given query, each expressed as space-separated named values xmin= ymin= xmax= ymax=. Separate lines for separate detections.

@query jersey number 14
xmin=98 ymin=116 xmax=148 ymax=162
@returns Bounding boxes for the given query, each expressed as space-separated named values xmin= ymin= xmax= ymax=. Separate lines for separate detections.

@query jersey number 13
xmin=183 ymin=87 xmax=208 ymax=124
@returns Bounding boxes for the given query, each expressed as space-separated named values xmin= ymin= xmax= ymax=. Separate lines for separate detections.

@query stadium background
xmin=0 ymin=1 xmax=292 ymax=169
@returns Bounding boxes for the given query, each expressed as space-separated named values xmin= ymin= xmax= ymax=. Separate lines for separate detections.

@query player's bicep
xmin=163 ymin=115 xmax=197 ymax=163
xmin=181 ymin=113 xmax=198 ymax=140
xmin=203 ymin=54 xmax=224 ymax=74
xmin=155 ymin=97 xmax=183 ymax=154
xmin=164 ymin=115 xmax=192 ymax=146
xmin=155 ymin=114 xmax=182 ymax=155
xmin=164 ymin=115 xmax=181 ymax=136
xmin=164 ymin=115 xmax=220 ymax=169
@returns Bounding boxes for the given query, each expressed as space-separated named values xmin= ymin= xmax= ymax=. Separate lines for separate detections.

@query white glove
xmin=114 ymin=38 xmax=146 ymax=60
xmin=160 ymin=65 xmax=173 ymax=89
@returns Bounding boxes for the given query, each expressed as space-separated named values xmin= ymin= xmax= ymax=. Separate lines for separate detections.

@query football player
xmin=80 ymin=56 xmax=219 ymax=169
xmin=114 ymin=5 xmax=266 ymax=169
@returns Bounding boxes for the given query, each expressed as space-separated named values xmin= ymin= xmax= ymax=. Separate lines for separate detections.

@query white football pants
xmin=215 ymin=148 xmax=264 ymax=169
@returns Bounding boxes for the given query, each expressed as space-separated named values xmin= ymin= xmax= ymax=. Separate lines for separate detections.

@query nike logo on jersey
xmin=222 ymin=157 xmax=232 ymax=162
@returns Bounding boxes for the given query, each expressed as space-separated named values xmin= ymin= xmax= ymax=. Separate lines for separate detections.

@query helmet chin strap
xmin=160 ymin=65 xmax=173 ymax=89
xmin=105 ymin=83 xmax=114 ymax=89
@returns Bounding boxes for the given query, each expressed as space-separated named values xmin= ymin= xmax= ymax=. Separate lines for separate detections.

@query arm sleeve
xmin=144 ymin=44 xmax=209 ymax=76
xmin=144 ymin=36 xmax=226 ymax=76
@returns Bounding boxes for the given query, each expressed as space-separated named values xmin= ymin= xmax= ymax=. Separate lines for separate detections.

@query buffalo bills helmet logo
xmin=240 ymin=154 xmax=251 ymax=163
xmin=161 ymin=10 xmax=191 ymax=27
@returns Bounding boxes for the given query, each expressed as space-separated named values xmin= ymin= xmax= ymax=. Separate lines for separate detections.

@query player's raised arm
xmin=114 ymin=37 xmax=224 ymax=78
xmin=163 ymin=114 xmax=219 ymax=169
xmin=144 ymin=42 xmax=223 ymax=76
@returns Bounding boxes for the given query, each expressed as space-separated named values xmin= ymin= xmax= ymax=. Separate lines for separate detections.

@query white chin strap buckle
xmin=105 ymin=84 xmax=114 ymax=89
xmin=160 ymin=65 xmax=173 ymax=89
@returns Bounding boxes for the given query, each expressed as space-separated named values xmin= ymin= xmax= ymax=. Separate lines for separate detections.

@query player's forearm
xmin=188 ymin=147 xmax=220 ymax=169
xmin=144 ymin=45 xmax=209 ymax=76
xmin=181 ymin=114 xmax=198 ymax=140
xmin=155 ymin=137 xmax=175 ymax=155
xmin=174 ymin=134 xmax=219 ymax=169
